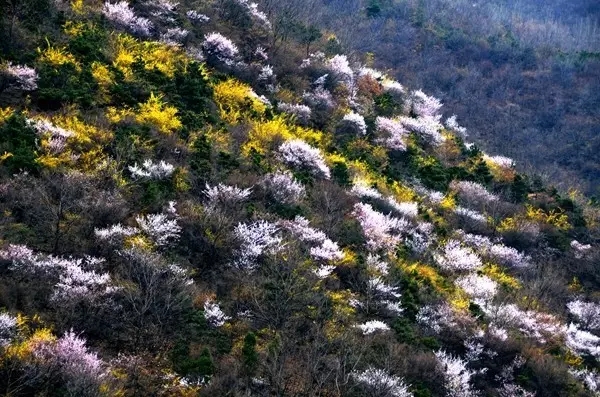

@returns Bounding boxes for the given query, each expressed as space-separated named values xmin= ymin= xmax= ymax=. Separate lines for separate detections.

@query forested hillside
xmin=0 ymin=0 xmax=600 ymax=396
xmin=288 ymin=0 xmax=600 ymax=196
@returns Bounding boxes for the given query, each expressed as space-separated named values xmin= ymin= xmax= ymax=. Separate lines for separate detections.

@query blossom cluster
xmin=3 ymin=63 xmax=38 ymax=91
xmin=375 ymin=117 xmax=409 ymax=151
xmin=282 ymin=216 xmax=343 ymax=262
xmin=483 ymin=154 xmax=514 ymax=168
xmin=351 ymin=178 xmax=382 ymax=199
xmin=356 ymin=320 xmax=391 ymax=335
xmin=0 ymin=312 xmax=18 ymax=346
xmin=186 ymin=10 xmax=210 ymax=23
xmin=340 ymin=111 xmax=367 ymax=135
xmin=399 ymin=115 xmax=444 ymax=145
xmin=352 ymin=367 xmax=413 ymax=397
xmin=416 ymin=303 xmax=459 ymax=333
xmin=450 ymin=180 xmax=499 ymax=208
xmin=278 ymin=139 xmax=331 ymax=179
xmin=203 ymin=183 xmax=252 ymax=212
xmin=570 ymin=368 xmax=600 ymax=393
xmin=28 ymin=118 xmax=74 ymax=154
xmin=160 ymin=27 xmax=189 ymax=46
xmin=434 ymin=350 xmax=479 ymax=397
xmin=352 ymin=202 xmax=410 ymax=252
xmin=135 ymin=212 xmax=181 ymax=246
xmin=410 ymin=90 xmax=443 ymax=118
xmin=571 ymin=240 xmax=592 ymax=258
xmin=232 ymin=0 xmax=271 ymax=30
xmin=482 ymin=303 xmax=565 ymax=343
xmin=567 ymin=300 xmax=600 ymax=330
xmin=102 ymin=1 xmax=153 ymax=36
xmin=0 ymin=245 xmax=115 ymax=305
xmin=233 ymin=220 xmax=282 ymax=271
xmin=326 ymin=54 xmax=353 ymax=85
xmin=128 ymin=159 xmax=175 ymax=179
xmin=445 ymin=115 xmax=467 ymax=137
xmin=278 ymin=102 xmax=312 ymax=124
xmin=33 ymin=331 xmax=107 ymax=395
xmin=261 ymin=171 xmax=305 ymax=204
xmin=565 ymin=323 xmax=600 ymax=359
xmin=202 ymin=32 xmax=239 ymax=66
xmin=458 ymin=231 xmax=530 ymax=267
xmin=455 ymin=274 xmax=498 ymax=302
xmin=203 ymin=299 xmax=230 ymax=327
xmin=302 ymin=86 xmax=335 ymax=110
xmin=435 ymin=240 xmax=482 ymax=272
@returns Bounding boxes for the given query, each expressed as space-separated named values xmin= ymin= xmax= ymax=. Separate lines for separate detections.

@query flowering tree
xmin=278 ymin=102 xmax=312 ymax=125
xmin=0 ymin=312 xmax=18 ymax=346
xmin=135 ymin=212 xmax=181 ymax=246
xmin=128 ymin=159 xmax=175 ymax=180
xmin=261 ymin=171 xmax=305 ymax=204
xmin=435 ymin=240 xmax=482 ymax=272
xmin=567 ymin=300 xmax=600 ymax=330
xmin=356 ymin=320 xmax=391 ymax=335
xmin=352 ymin=202 xmax=409 ymax=252
xmin=203 ymin=299 xmax=231 ymax=327
xmin=2 ymin=63 xmax=38 ymax=91
xmin=204 ymin=183 xmax=252 ymax=212
xmin=102 ymin=1 xmax=153 ymax=36
xmin=376 ymin=117 xmax=409 ymax=151
xmin=435 ymin=350 xmax=479 ymax=397
xmin=339 ymin=111 xmax=367 ymax=136
xmin=233 ymin=220 xmax=282 ymax=271
xmin=202 ymin=32 xmax=239 ymax=66
xmin=352 ymin=367 xmax=413 ymax=397
xmin=278 ymin=139 xmax=331 ymax=179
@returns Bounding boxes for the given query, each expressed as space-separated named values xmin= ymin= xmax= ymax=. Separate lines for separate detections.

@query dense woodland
xmin=286 ymin=0 xmax=600 ymax=196
xmin=0 ymin=0 xmax=599 ymax=396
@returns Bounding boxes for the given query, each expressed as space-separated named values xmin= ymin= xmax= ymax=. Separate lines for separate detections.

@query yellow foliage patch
xmin=0 ymin=107 xmax=13 ymax=124
xmin=243 ymin=116 xmax=323 ymax=156
xmin=38 ymin=45 xmax=80 ymax=71
xmin=111 ymin=35 xmax=188 ymax=80
xmin=482 ymin=263 xmax=521 ymax=290
xmin=213 ymin=79 xmax=267 ymax=124
xmin=136 ymin=93 xmax=182 ymax=134
xmin=440 ymin=194 xmax=457 ymax=210
xmin=525 ymin=204 xmax=571 ymax=230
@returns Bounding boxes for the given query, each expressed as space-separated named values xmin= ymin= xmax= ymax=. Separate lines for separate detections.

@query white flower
xmin=435 ymin=240 xmax=482 ymax=272
xmin=303 ymin=87 xmax=335 ymax=110
xmin=375 ymin=117 xmax=409 ymax=151
xmin=411 ymin=90 xmax=443 ymax=118
xmin=571 ymin=240 xmax=592 ymax=259
xmin=445 ymin=115 xmax=467 ymax=137
xmin=353 ymin=203 xmax=410 ymax=252
xmin=282 ymin=216 xmax=327 ymax=243
xmin=203 ymin=183 xmax=252 ymax=211
xmin=95 ymin=224 xmax=139 ymax=243
xmin=102 ymin=1 xmax=153 ymax=36
xmin=278 ymin=102 xmax=312 ymax=125
xmin=369 ymin=277 xmax=401 ymax=299
xmin=310 ymin=239 xmax=344 ymax=261
xmin=341 ymin=111 xmax=367 ymax=135
xmin=566 ymin=323 xmax=600 ymax=359
xmin=135 ymin=213 xmax=181 ymax=246
xmin=186 ymin=10 xmax=209 ymax=22
xmin=455 ymin=274 xmax=498 ymax=302
xmin=352 ymin=367 xmax=413 ymax=397
xmin=262 ymin=171 xmax=305 ymax=204
xmin=202 ymin=32 xmax=239 ymax=65
xmin=313 ymin=264 xmax=336 ymax=279
xmin=4 ymin=63 xmax=38 ymax=91
xmin=399 ymin=115 xmax=444 ymax=145
xmin=570 ymin=368 xmax=600 ymax=393
xmin=351 ymin=178 xmax=382 ymax=199
xmin=366 ymin=254 xmax=389 ymax=275
xmin=416 ymin=303 xmax=458 ymax=333
xmin=258 ymin=65 xmax=274 ymax=81
xmin=233 ymin=221 xmax=282 ymax=271
xmin=326 ymin=54 xmax=353 ymax=84
xmin=567 ymin=300 xmax=600 ymax=330
xmin=203 ymin=300 xmax=230 ymax=327
xmin=0 ymin=313 xmax=18 ymax=346
xmin=435 ymin=350 xmax=479 ymax=397
xmin=278 ymin=139 xmax=330 ymax=179
xmin=451 ymin=180 xmax=499 ymax=207
xmin=386 ymin=198 xmax=418 ymax=218
xmin=160 ymin=27 xmax=189 ymax=46
xmin=356 ymin=320 xmax=391 ymax=335
xmin=128 ymin=159 xmax=175 ymax=179
xmin=454 ymin=206 xmax=488 ymax=224
xmin=483 ymin=154 xmax=514 ymax=168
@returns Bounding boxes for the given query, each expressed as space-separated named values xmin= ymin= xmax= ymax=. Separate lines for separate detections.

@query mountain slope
xmin=0 ymin=1 xmax=599 ymax=396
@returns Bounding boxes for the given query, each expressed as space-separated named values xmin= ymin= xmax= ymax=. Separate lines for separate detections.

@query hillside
xmin=0 ymin=1 xmax=600 ymax=396
xmin=298 ymin=0 xmax=600 ymax=196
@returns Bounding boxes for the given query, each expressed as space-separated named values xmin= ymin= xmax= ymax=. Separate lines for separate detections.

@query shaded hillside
xmin=291 ymin=0 xmax=600 ymax=196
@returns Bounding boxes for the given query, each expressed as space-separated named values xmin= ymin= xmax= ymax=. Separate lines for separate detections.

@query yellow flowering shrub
xmin=243 ymin=116 xmax=323 ymax=156
xmin=525 ymin=204 xmax=571 ymax=231
xmin=213 ymin=79 xmax=267 ymax=124
xmin=136 ymin=93 xmax=182 ymax=134
xmin=38 ymin=45 xmax=80 ymax=71
xmin=482 ymin=263 xmax=521 ymax=290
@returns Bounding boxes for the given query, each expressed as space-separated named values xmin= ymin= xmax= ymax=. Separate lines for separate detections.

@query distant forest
xmin=260 ymin=0 xmax=600 ymax=196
